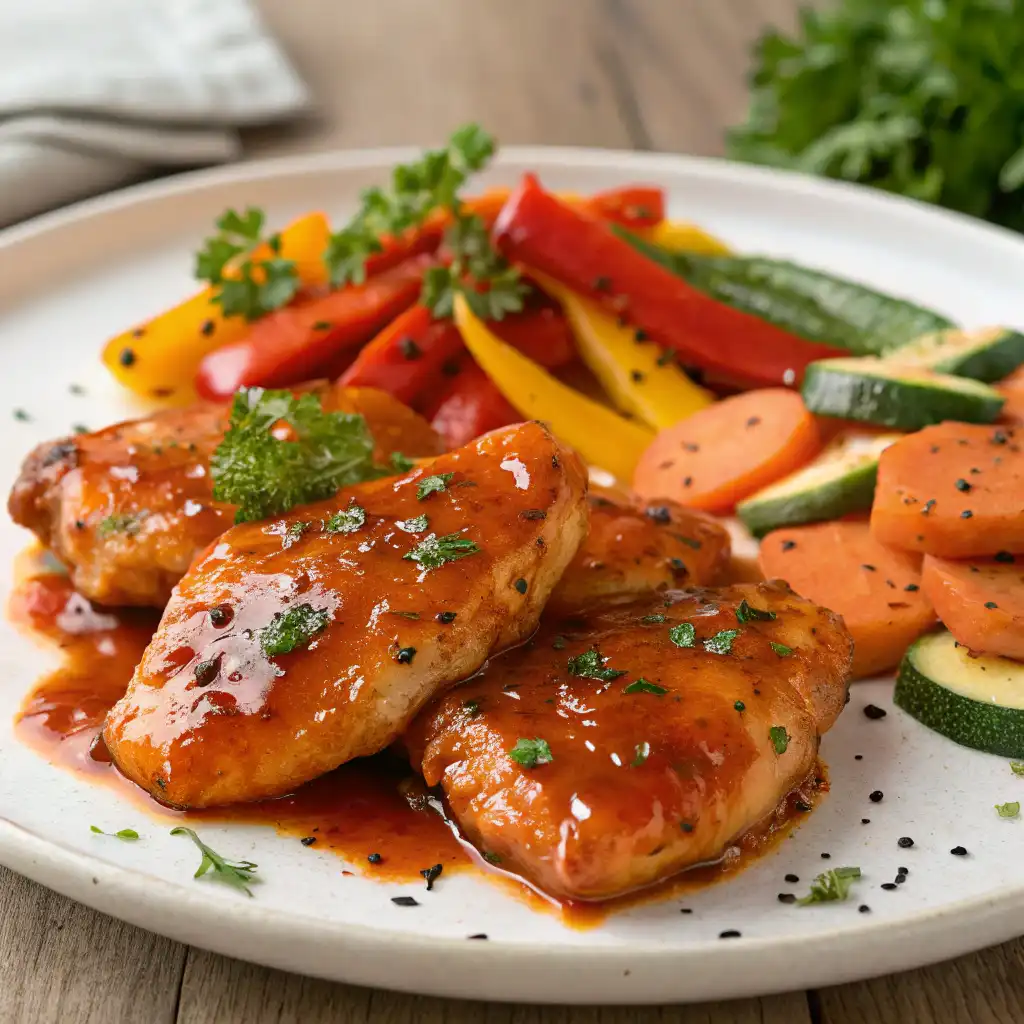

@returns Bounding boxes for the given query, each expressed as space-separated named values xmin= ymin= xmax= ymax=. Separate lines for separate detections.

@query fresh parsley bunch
xmin=729 ymin=0 xmax=1024 ymax=231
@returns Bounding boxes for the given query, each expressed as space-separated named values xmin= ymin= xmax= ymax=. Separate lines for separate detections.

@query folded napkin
xmin=0 ymin=0 xmax=310 ymax=227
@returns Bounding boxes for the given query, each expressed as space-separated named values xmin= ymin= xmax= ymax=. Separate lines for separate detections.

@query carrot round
xmin=760 ymin=521 xmax=934 ymax=679
xmin=871 ymin=423 xmax=1024 ymax=557
xmin=922 ymin=555 xmax=1024 ymax=661
xmin=632 ymin=389 xmax=821 ymax=512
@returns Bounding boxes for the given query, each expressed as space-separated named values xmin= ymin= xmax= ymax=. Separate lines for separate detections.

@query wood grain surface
xmin=2 ymin=0 xmax=1020 ymax=1021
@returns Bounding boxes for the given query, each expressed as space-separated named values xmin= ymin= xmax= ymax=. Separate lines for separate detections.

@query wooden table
xmin=3 ymin=1 xmax=1022 ymax=1020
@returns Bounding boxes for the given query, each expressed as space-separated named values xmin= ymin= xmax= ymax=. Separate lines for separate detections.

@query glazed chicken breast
xmin=104 ymin=421 xmax=589 ymax=808
xmin=8 ymin=386 xmax=443 ymax=608
xmin=547 ymin=489 xmax=730 ymax=614
xmin=407 ymin=581 xmax=852 ymax=901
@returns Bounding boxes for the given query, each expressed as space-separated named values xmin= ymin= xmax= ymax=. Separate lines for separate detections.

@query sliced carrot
xmin=921 ymin=555 xmax=1024 ymax=661
xmin=760 ymin=521 xmax=933 ymax=679
xmin=871 ymin=423 xmax=1024 ymax=558
xmin=997 ymin=368 xmax=1024 ymax=425
xmin=631 ymin=389 xmax=821 ymax=512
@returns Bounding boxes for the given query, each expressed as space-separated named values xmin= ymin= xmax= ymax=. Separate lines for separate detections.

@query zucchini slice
xmin=801 ymin=358 xmax=1005 ymax=429
xmin=895 ymin=631 xmax=1024 ymax=757
xmin=736 ymin=433 xmax=899 ymax=537
xmin=888 ymin=327 xmax=1024 ymax=383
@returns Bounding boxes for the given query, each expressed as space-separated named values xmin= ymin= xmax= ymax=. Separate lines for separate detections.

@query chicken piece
xmin=104 ymin=421 xmax=589 ymax=808
xmin=407 ymin=581 xmax=852 ymax=901
xmin=546 ymin=489 xmax=730 ymax=615
xmin=8 ymin=386 xmax=443 ymax=607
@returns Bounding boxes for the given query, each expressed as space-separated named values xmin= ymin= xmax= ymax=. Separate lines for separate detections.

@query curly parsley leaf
xmin=417 ymin=473 xmax=453 ymax=500
xmin=396 ymin=513 xmax=429 ymax=534
xmin=797 ymin=866 xmax=861 ymax=906
xmin=390 ymin=451 xmax=416 ymax=473
xmin=703 ymin=628 xmax=741 ymax=655
xmin=623 ymin=679 xmax=668 ymax=696
xmin=325 ymin=501 xmax=366 ymax=534
xmin=735 ymin=600 xmax=776 ymax=624
xmin=770 ymin=725 xmax=790 ymax=755
xmin=211 ymin=388 xmax=381 ymax=523
xmin=403 ymin=532 xmax=481 ymax=571
xmin=90 ymin=825 xmax=140 ymax=841
xmin=566 ymin=649 xmax=626 ymax=682
xmin=770 ymin=641 xmax=794 ymax=657
xmin=258 ymin=603 xmax=331 ymax=657
xmin=508 ymin=737 xmax=553 ymax=768
xmin=1012 ymin=761 xmax=1024 ymax=777
xmin=669 ymin=622 xmax=696 ymax=648
xmin=632 ymin=742 xmax=651 ymax=767
xmin=996 ymin=801 xmax=1021 ymax=819
xmin=170 ymin=827 xmax=259 ymax=897
xmin=97 ymin=512 xmax=145 ymax=538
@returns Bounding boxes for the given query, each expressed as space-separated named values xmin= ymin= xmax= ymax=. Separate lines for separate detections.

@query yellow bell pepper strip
xmin=452 ymin=294 xmax=654 ymax=481
xmin=530 ymin=270 xmax=715 ymax=431
xmin=636 ymin=219 xmax=732 ymax=256
xmin=101 ymin=211 xmax=331 ymax=404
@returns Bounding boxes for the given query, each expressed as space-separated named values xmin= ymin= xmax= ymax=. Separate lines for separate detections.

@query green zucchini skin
xmin=889 ymin=327 xmax=1024 ymax=383
xmin=895 ymin=634 xmax=1024 ymax=758
xmin=618 ymin=230 xmax=954 ymax=356
xmin=801 ymin=360 xmax=1005 ymax=429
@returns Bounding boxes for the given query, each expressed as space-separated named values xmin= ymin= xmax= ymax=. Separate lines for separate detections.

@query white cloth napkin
xmin=0 ymin=0 xmax=310 ymax=227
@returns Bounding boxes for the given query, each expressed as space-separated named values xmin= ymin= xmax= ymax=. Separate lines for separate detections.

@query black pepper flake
xmin=679 ymin=908 xmax=693 ymax=914
xmin=861 ymin=818 xmax=870 ymax=825
xmin=200 ymin=319 xmax=216 ymax=337
xmin=514 ymin=578 xmax=528 ymax=595
xmin=209 ymin=605 xmax=231 ymax=627
xmin=520 ymin=509 xmax=547 ymax=521
xmin=13 ymin=408 xmax=30 ymax=421
xmin=784 ymin=873 xmax=800 ymax=883
xmin=396 ymin=646 xmax=416 ymax=664
xmin=950 ymin=846 xmax=968 ymax=857
xmin=391 ymin=896 xmax=419 ymax=907
xmin=194 ymin=659 xmax=219 ymax=687
xmin=441 ymin=358 xmax=461 ymax=377
xmin=995 ymin=551 xmax=1016 ymax=564
xmin=894 ymin=875 xmax=907 ymax=885
xmin=734 ymin=700 xmax=745 ymax=712
xmin=881 ymin=883 xmax=898 ymax=891
xmin=746 ymin=416 xmax=762 ymax=428
xmin=313 ymin=320 xmax=332 ymax=331
xmin=898 ymin=866 xmax=909 ymax=875
xmin=898 ymin=837 xmax=914 ymax=849
xmin=905 ymin=583 xmax=919 ymax=592
xmin=551 ymin=454 xmax=560 ymax=469
xmin=399 ymin=337 xmax=422 ymax=360
xmin=635 ymin=328 xmax=649 ymax=342
xmin=69 ymin=383 xmax=85 ymax=395
xmin=859 ymin=905 xmax=871 ymax=913
xmin=300 ymin=836 xmax=317 ymax=847
xmin=855 ymin=754 xmax=863 ymax=760
xmin=921 ymin=499 xmax=936 ymax=515
xmin=645 ymin=505 xmax=671 ymax=524
xmin=961 ymin=510 xmax=974 ymax=519
xmin=869 ymin=790 xmax=884 ymax=803
xmin=861 ymin=563 xmax=876 ymax=572
xmin=863 ymin=704 xmax=887 ymax=720
xmin=420 ymin=863 xmax=443 ymax=890
xmin=592 ymin=275 xmax=612 ymax=292
xmin=954 ymin=478 xmax=971 ymax=492
xmin=781 ymin=540 xmax=797 ymax=552
xmin=680 ymin=822 xmax=694 ymax=833
xmin=630 ymin=370 xmax=645 ymax=383
xmin=468 ymin=933 xmax=488 ymax=940
xmin=436 ymin=611 xmax=456 ymax=624
xmin=777 ymin=893 xmax=797 ymax=904
xmin=683 ymin=476 xmax=693 ymax=488
xmin=992 ymin=430 xmax=1009 ymax=445
xmin=794 ymin=800 xmax=812 ymax=813
xmin=719 ymin=930 xmax=741 ymax=939
xmin=118 ymin=347 xmax=136 ymax=367
xmin=820 ymin=852 xmax=831 ymax=860
xmin=985 ymin=601 xmax=998 ymax=609
xmin=367 ymin=853 xmax=382 ymax=864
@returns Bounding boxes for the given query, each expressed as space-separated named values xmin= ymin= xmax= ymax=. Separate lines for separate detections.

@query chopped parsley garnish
xmin=390 ymin=451 xmax=415 ymax=473
xmin=90 ymin=825 xmax=139 ymax=841
xmin=632 ymin=742 xmax=651 ymax=767
xmin=403 ymin=532 xmax=481 ymax=570
xmin=170 ymin=826 xmax=259 ymax=897
xmin=258 ymin=603 xmax=330 ymax=657
xmin=325 ymin=501 xmax=366 ymax=534
xmin=211 ymin=388 xmax=380 ymax=523
xmin=509 ymin=737 xmax=553 ymax=768
xmin=703 ymin=628 xmax=741 ymax=655
xmin=463 ymin=699 xmax=480 ymax=716
xmin=566 ymin=649 xmax=626 ymax=682
xmin=996 ymin=801 xmax=1021 ymax=819
xmin=417 ymin=473 xmax=453 ymax=500
xmin=323 ymin=124 xmax=495 ymax=288
xmin=97 ymin=512 xmax=144 ymax=538
xmin=735 ymin=600 xmax=776 ymax=624
xmin=668 ymin=622 xmax=696 ymax=648
xmin=797 ymin=866 xmax=861 ymax=905
xmin=770 ymin=641 xmax=794 ymax=657
xmin=770 ymin=725 xmax=790 ymax=755
xmin=396 ymin=513 xmax=429 ymax=533
xmin=287 ymin=521 xmax=310 ymax=542
xmin=641 ymin=614 xmax=667 ymax=624
xmin=624 ymin=679 xmax=668 ymax=696
xmin=420 ymin=863 xmax=443 ymax=890
xmin=552 ymin=635 xmax=567 ymax=651
xmin=1011 ymin=761 xmax=1024 ymax=776
xmin=195 ymin=207 xmax=298 ymax=321
xmin=483 ymin=851 xmax=502 ymax=865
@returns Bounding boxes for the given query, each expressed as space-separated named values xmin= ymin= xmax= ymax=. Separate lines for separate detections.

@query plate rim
xmin=3 ymin=144 xmax=1024 ymax=1003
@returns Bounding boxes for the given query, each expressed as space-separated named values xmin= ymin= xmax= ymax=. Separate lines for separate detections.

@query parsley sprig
xmin=259 ymin=603 xmax=331 ymax=657
xmin=509 ymin=738 xmax=553 ymax=768
xmin=404 ymin=532 xmax=481 ymax=571
xmin=211 ymin=388 xmax=381 ymax=523
xmin=90 ymin=825 xmax=139 ymax=841
xmin=797 ymin=866 xmax=861 ymax=905
xmin=170 ymin=827 xmax=259 ymax=897
xmin=567 ymin=649 xmax=626 ymax=682
xmin=195 ymin=208 xmax=299 ymax=321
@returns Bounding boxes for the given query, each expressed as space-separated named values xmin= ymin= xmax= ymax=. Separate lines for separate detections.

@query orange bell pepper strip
xmin=452 ymin=294 xmax=654 ymax=480
xmin=101 ymin=212 xmax=331 ymax=403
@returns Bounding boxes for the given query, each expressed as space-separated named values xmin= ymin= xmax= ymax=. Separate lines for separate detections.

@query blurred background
xmin=4 ymin=0 xmax=1024 ymax=230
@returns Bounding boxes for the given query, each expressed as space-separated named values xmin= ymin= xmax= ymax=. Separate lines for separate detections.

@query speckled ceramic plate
xmin=2 ymin=149 xmax=1024 ymax=1005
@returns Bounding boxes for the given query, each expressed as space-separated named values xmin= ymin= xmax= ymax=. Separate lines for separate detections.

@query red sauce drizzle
xmin=9 ymin=550 xmax=823 ymax=927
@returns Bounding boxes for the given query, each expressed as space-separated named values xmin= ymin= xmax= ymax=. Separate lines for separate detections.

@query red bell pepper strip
xmin=194 ymin=255 xmax=435 ymax=400
xmin=586 ymin=186 xmax=664 ymax=228
xmin=489 ymin=299 xmax=576 ymax=370
xmin=430 ymin=363 xmax=523 ymax=449
xmin=493 ymin=174 xmax=844 ymax=389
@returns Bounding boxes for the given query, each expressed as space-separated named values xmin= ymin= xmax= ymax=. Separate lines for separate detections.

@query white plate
xmin=2 ymin=148 xmax=1024 ymax=1006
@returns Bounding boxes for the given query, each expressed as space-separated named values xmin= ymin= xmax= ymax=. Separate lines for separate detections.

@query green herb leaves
xmin=211 ymin=388 xmax=380 ymax=523
xmin=703 ymin=629 xmax=741 ymax=655
xmin=90 ymin=825 xmax=139 ymax=841
xmin=632 ymin=742 xmax=651 ymax=767
xmin=641 ymin=613 xmax=667 ymax=624
xmin=624 ymin=679 xmax=668 ymax=696
xmin=417 ymin=473 xmax=453 ymax=500
xmin=390 ymin=452 xmax=416 ymax=473
xmin=97 ymin=512 xmax=144 ymax=538
xmin=735 ymin=600 xmax=776 ymax=624
xmin=170 ymin=827 xmax=259 ymax=897
xmin=195 ymin=208 xmax=298 ymax=321
xmin=396 ymin=513 xmax=429 ymax=534
xmin=770 ymin=641 xmax=794 ymax=657
xmin=325 ymin=501 xmax=366 ymax=534
xmin=509 ymin=737 xmax=553 ymax=768
xmin=1012 ymin=762 xmax=1024 ymax=777
xmin=403 ymin=532 xmax=481 ymax=571
xmin=996 ymin=801 xmax=1021 ymax=819
xmin=567 ymin=649 xmax=626 ymax=682
xmin=770 ymin=725 xmax=790 ymax=755
xmin=259 ymin=603 xmax=331 ymax=657
xmin=797 ymin=866 xmax=861 ymax=906
xmin=668 ymin=622 xmax=696 ymax=648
